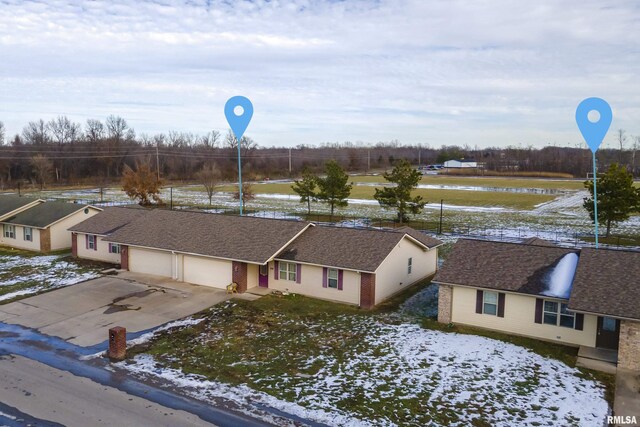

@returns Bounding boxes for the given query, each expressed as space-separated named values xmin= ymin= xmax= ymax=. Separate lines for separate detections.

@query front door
xmin=596 ymin=316 xmax=620 ymax=350
xmin=259 ymin=264 xmax=269 ymax=288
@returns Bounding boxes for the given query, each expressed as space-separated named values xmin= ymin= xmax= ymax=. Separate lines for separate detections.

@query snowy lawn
xmin=0 ymin=249 xmax=102 ymax=303
xmin=122 ymin=290 xmax=611 ymax=427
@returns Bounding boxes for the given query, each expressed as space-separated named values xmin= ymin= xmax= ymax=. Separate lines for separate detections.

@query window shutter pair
xmin=475 ymin=289 xmax=505 ymax=317
xmin=274 ymin=261 xmax=279 ymax=280
xmin=322 ymin=268 xmax=344 ymax=290
xmin=534 ymin=298 xmax=584 ymax=330
xmin=296 ymin=264 xmax=301 ymax=284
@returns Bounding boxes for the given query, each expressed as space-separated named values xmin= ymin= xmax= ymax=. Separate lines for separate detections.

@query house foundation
xmin=437 ymin=284 xmax=453 ymax=323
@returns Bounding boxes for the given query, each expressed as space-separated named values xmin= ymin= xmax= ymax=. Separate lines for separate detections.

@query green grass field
xmin=348 ymin=174 xmax=588 ymax=190
xmin=216 ymin=182 xmax=556 ymax=209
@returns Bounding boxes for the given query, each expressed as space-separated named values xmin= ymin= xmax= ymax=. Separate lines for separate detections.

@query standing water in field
xmin=541 ymin=253 xmax=579 ymax=299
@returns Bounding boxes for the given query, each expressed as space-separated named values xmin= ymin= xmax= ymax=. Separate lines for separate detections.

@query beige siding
xmin=182 ymin=255 xmax=232 ymax=289
xmin=50 ymin=207 xmax=101 ymax=250
xmin=375 ymin=239 xmax=438 ymax=304
xmin=0 ymin=225 xmax=41 ymax=251
xmin=247 ymin=263 xmax=259 ymax=289
xmin=76 ymin=233 xmax=121 ymax=264
xmin=269 ymin=262 xmax=360 ymax=305
xmin=451 ymin=286 xmax=597 ymax=347
xmin=129 ymin=247 xmax=173 ymax=278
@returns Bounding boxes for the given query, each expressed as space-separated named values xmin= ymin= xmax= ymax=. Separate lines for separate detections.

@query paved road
xmin=0 ymin=355 xmax=216 ymax=427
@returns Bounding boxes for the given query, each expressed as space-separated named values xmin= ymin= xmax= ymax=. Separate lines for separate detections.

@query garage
xmin=183 ymin=255 xmax=232 ymax=289
xmin=129 ymin=247 xmax=173 ymax=278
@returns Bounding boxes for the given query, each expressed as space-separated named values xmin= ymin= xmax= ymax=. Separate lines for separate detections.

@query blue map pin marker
xmin=576 ymin=97 xmax=612 ymax=153
xmin=224 ymin=96 xmax=253 ymax=140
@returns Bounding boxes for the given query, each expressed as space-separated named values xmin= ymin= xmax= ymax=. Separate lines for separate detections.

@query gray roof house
xmin=0 ymin=198 xmax=101 ymax=252
xmin=70 ymin=207 xmax=443 ymax=308
xmin=435 ymin=239 xmax=640 ymax=372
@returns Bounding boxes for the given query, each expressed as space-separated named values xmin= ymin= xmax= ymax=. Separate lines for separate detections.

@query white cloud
xmin=0 ymin=0 xmax=638 ymax=148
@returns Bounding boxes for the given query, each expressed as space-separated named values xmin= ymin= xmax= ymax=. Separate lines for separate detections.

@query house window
xmin=87 ymin=235 xmax=97 ymax=250
xmin=483 ymin=291 xmax=498 ymax=315
xmin=3 ymin=224 xmax=15 ymax=239
xmin=279 ymin=262 xmax=297 ymax=282
xmin=543 ymin=300 xmax=575 ymax=329
xmin=407 ymin=257 xmax=412 ymax=274
xmin=327 ymin=268 xmax=339 ymax=289
xmin=543 ymin=301 xmax=558 ymax=325
xmin=109 ymin=243 xmax=121 ymax=254
xmin=602 ymin=317 xmax=617 ymax=331
xmin=23 ymin=227 xmax=33 ymax=241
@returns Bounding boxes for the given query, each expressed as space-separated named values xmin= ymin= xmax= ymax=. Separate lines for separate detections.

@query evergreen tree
xmin=316 ymin=160 xmax=352 ymax=218
xmin=291 ymin=167 xmax=317 ymax=214
xmin=583 ymin=163 xmax=640 ymax=237
xmin=374 ymin=160 xmax=426 ymax=223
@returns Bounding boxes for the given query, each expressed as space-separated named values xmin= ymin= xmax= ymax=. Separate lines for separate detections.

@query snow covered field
xmin=118 ymin=295 xmax=610 ymax=427
xmin=0 ymin=253 xmax=100 ymax=302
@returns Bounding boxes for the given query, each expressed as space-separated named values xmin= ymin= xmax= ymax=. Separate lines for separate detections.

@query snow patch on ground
xmin=116 ymin=354 xmax=371 ymax=427
xmin=0 ymin=254 xmax=99 ymax=301
xmin=120 ymin=317 xmax=609 ymax=426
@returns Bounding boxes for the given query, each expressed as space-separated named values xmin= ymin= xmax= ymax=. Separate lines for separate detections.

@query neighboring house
xmin=0 ymin=200 xmax=101 ymax=252
xmin=434 ymin=239 xmax=640 ymax=371
xmin=0 ymin=195 xmax=44 ymax=222
xmin=443 ymin=159 xmax=478 ymax=168
xmin=70 ymin=207 xmax=443 ymax=308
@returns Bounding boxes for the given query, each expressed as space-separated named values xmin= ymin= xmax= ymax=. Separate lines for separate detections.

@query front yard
xmin=0 ymin=249 xmax=103 ymax=303
xmin=122 ymin=284 xmax=611 ymax=426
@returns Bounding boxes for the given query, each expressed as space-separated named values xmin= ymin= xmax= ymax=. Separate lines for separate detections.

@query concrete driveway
xmin=0 ymin=273 xmax=232 ymax=346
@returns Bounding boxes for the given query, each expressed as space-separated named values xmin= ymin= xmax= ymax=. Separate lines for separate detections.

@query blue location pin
xmin=224 ymin=96 xmax=253 ymax=140
xmin=575 ymin=97 xmax=612 ymax=153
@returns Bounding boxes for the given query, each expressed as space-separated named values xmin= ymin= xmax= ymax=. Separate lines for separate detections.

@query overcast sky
xmin=1 ymin=0 xmax=639 ymax=148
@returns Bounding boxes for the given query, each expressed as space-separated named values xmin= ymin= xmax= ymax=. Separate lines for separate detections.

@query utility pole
xmin=439 ymin=199 xmax=444 ymax=234
xmin=367 ymin=149 xmax=371 ymax=172
xmin=418 ymin=148 xmax=421 ymax=166
xmin=289 ymin=148 xmax=292 ymax=174
xmin=155 ymin=143 xmax=160 ymax=181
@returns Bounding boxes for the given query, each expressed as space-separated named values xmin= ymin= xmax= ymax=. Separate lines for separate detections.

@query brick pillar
xmin=618 ymin=320 xmax=640 ymax=371
xmin=437 ymin=284 xmax=453 ymax=323
xmin=232 ymin=261 xmax=248 ymax=293
xmin=120 ymin=245 xmax=129 ymax=270
xmin=40 ymin=228 xmax=51 ymax=252
xmin=108 ymin=326 xmax=127 ymax=360
xmin=360 ymin=273 xmax=376 ymax=309
xmin=71 ymin=233 xmax=78 ymax=257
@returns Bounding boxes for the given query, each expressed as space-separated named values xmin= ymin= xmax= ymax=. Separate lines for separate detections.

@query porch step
xmin=576 ymin=346 xmax=618 ymax=374
xmin=576 ymin=356 xmax=617 ymax=374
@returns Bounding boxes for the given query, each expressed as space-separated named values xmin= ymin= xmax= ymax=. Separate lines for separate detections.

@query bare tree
xmin=0 ymin=121 xmax=5 ymax=145
xmin=195 ymin=164 xmax=220 ymax=206
xmin=48 ymin=116 xmax=80 ymax=145
xmin=30 ymin=155 xmax=53 ymax=190
xmin=632 ymin=135 xmax=640 ymax=177
xmin=85 ymin=119 xmax=105 ymax=144
xmin=106 ymin=115 xmax=129 ymax=141
xmin=22 ymin=120 xmax=49 ymax=145
xmin=617 ymin=129 xmax=627 ymax=164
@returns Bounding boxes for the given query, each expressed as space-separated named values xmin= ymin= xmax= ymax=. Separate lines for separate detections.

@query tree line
xmin=0 ymin=116 xmax=639 ymax=190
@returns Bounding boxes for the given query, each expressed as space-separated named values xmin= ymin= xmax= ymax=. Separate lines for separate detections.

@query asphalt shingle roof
xmin=0 ymin=195 xmax=41 ymax=218
xmin=105 ymin=209 xmax=311 ymax=264
xmin=568 ymin=248 xmax=640 ymax=320
xmin=432 ymin=239 xmax=577 ymax=296
xmin=2 ymin=201 xmax=91 ymax=228
xmin=276 ymin=225 xmax=442 ymax=272
xmin=69 ymin=206 xmax=148 ymax=235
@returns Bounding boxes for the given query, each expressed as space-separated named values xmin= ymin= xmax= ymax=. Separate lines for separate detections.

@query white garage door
xmin=183 ymin=255 xmax=232 ymax=289
xmin=129 ymin=247 xmax=173 ymax=278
